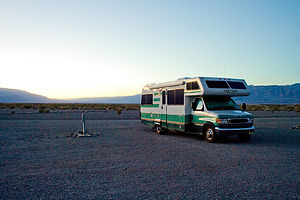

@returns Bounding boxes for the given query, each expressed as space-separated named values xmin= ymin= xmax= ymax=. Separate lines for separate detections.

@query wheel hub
xmin=206 ymin=128 xmax=213 ymax=139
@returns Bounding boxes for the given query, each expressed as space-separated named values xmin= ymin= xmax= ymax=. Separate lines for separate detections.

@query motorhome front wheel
xmin=204 ymin=125 xmax=217 ymax=143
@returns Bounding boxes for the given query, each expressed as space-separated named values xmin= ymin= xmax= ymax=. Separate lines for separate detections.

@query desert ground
xmin=0 ymin=109 xmax=300 ymax=199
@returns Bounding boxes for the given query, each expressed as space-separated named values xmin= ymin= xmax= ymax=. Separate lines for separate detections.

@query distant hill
xmin=0 ymin=83 xmax=299 ymax=104
xmin=0 ymin=88 xmax=52 ymax=103
xmin=0 ymin=87 xmax=140 ymax=104
xmin=234 ymin=83 xmax=300 ymax=104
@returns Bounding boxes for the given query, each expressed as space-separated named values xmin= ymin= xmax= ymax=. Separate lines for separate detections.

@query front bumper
xmin=215 ymin=126 xmax=255 ymax=136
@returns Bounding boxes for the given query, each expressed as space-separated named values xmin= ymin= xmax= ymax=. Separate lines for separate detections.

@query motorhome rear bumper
xmin=215 ymin=126 xmax=255 ymax=136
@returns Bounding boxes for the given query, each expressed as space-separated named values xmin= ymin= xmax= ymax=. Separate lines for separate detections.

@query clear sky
xmin=0 ymin=0 xmax=299 ymax=99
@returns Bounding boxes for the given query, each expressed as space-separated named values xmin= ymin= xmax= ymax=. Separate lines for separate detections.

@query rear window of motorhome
xmin=167 ymin=89 xmax=184 ymax=105
xmin=227 ymin=81 xmax=246 ymax=89
xmin=187 ymin=82 xmax=200 ymax=90
xmin=141 ymin=94 xmax=153 ymax=105
xmin=206 ymin=80 xmax=229 ymax=88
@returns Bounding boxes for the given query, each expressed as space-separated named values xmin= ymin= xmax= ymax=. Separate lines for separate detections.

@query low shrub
xmin=38 ymin=106 xmax=45 ymax=113
xmin=116 ymin=108 xmax=122 ymax=115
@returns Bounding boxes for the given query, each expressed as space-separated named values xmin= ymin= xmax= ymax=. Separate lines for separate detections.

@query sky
xmin=0 ymin=0 xmax=299 ymax=99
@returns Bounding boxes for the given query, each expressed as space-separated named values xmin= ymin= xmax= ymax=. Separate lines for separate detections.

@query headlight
xmin=216 ymin=118 xmax=228 ymax=124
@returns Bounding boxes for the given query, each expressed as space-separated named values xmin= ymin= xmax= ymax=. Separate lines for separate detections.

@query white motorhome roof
xmin=143 ymin=77 xmax=250 ymax=97
xmin=148 ymin=80 xmax=185 ymax=89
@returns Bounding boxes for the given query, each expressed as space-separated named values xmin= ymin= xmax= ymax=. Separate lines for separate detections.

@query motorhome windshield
xmin=203 ymin=96 xmax=240 ymax=110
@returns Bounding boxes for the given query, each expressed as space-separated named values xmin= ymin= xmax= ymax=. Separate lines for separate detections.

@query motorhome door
xmin=161 ymin=90 xmax=167 ymax=129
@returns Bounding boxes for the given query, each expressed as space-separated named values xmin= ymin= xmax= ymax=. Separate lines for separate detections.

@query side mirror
xmin=242 ymin=103 xmax=247 ymax=111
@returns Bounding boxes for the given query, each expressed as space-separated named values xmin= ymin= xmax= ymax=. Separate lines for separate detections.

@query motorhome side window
xmin=187 ymin=82 xmax=200 ymax=90
xmin=206 ymin=80 xmax=229 ymax=88
xmin=167 ymin=89 xmax=184 ymax=105
xmin=227 ymin=81 xmax=246 ymax=89
xmin=195 ymin=98 xmax=204 ymax=110
xmin=141 ymin=94 xmax=153 ymax=105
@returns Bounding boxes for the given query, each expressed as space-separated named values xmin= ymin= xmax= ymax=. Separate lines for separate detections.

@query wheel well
xmin=202 ymin=122 xmax=214 ymax=134
xmin=153 ymin=122 xmax=160 ymax=129
xmin=154 ymin=122 xmax=160 ymax=126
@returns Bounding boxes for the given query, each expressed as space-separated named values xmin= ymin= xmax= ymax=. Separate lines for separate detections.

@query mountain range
xmin=234 ymin=83 xmax=300 ymax=104
xmin=0 ymin=83 xmax=299 ymax=104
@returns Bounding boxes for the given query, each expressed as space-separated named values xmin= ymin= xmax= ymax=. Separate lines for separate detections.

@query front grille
xmin=218 ymin=123 xmax=253 ymax=128
xmin=229 ymin=118 xmax=249 ymax=123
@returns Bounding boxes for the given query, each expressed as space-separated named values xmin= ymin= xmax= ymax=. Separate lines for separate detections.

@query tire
xmin=204 ymin=125 xmax=217 ymax=143
xmin=155 ymin=124 xmax=163 ymax=135
xmin=238 ymin=133 xmax=251 ymax=142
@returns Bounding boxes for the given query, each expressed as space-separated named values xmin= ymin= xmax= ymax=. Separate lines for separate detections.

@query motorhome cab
xmin=140 ymin=77 xmax=254 ymax=143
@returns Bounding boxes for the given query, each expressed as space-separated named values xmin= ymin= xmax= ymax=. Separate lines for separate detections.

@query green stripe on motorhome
xmin=191 ymin=115 xmax=216 ymax=125
xmin=141 ymin=113 xmax=185 ymax=124
xmin=140 ymin=104 xmax=160 ymax=108
xmin=184 ymin=89 xmax=201 ymax=93
xmin=154 ymin=93 xmax=159 ymax=95
xmin=141 ymin=112 xmax=215 ymax=125
xmin=153 ymin=98 xmax=160 ymax=101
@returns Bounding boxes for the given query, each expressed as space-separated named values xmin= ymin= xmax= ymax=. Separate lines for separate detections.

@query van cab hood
xmin=204 ymin=110 xmax=253 ymax=119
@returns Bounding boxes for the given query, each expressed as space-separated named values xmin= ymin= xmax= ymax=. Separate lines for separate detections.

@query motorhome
xmin=140 ymin=77 xmax=254 ymax=142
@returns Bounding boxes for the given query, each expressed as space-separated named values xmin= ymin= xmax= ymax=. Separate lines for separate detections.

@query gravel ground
xmin=0 ymin=110 xmax=300 ymax=199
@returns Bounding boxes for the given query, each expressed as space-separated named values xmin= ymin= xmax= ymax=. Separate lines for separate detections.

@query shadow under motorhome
xmin=140 ymin=77 xmax=254 ymax=143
